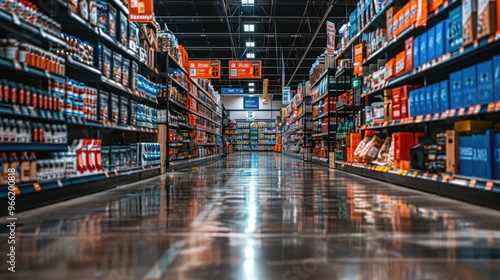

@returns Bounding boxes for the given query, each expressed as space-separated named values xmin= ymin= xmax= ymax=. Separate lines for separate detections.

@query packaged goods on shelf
xmin=137 ymin=75 xmax=158 ymax=100
xmin=113 ymin=52 xmax=123 ymax=83
xmin=119 ymin=12 xmax=128 ymax=46
xmin=99 ymin=43 xmax=112 ymax=78
xmin=0 ymin=118 xmax=67 ymax=144
xmin=136 ymin=104 xmax=157 ymax=128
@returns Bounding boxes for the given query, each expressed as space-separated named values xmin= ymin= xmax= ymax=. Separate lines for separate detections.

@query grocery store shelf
xmin=335 ymin=67 xmax=353 ymax=78
xmin=311 ymin=132 xmax=331 ymax=138
xmin=66 ymin=116 xmax=158 ymax=133
xmin=168 ymin=154 xmax=222 ymax=171
xmin=336 ymin=161 xmax=500 ymax=210
xmin=310 ymin=69 xmax=331 ymax=88
xmin=312 ymin=157 xmax=329 ymax=167
xmin=0 ymin=143 xmax=67 ymax=152
xmin=313 ymin=111 xmax=331 ymax=121
xmin=0 ymin=57 xmax=66 ymax=82
xmin=0 ymin=103 xmax=66 ymax=122
xmin=197 ymin=143 xmax=218 ymax=146
xmin=0 ymin=165 xmax=161 ymax=215
xmin=66 ymin=55 xmax=101 ymax=75
xmin=312 ymin=93 xmax=330 ymax=105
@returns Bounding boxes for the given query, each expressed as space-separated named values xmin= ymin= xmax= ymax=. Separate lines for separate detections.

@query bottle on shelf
xmin=20 ymin=151 xmax=30 ymax=182
xmin=29 ymin=152 xmax=37 ymax=182
xmin=8 ymin=152 xmax=20 ymax=183
xmin=0 ymin=152 xmax=8 ymax=184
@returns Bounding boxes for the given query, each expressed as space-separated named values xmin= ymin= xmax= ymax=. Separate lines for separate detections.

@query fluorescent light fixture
xmin=246 ymin=52 xmax=255 ymax=58
xmin=248 ymin=82 xmax=254 ymax=86
xmin=244 ymin=24 xmax=255 ymax=32
xmin=242 ymin=0 xmax=254 ymax=6
xmin=246 ymin=41 xmax=255 ymax=47
xmin=249 ymin=88 xmax=254 ymax=92
xmin=249 ymin=94 xmax=255 ymax=97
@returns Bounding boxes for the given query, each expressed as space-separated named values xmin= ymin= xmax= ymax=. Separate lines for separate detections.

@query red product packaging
xmin=405 ymin=37 xmax=414 ymax=72
xmin=393 ymin=132 xmax=415 ymax=160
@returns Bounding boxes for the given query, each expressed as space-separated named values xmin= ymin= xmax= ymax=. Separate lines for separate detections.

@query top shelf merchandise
xmin=232 ymin=121 xmax=276 ymax=152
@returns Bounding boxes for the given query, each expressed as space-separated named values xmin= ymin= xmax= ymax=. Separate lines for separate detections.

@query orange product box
xmin=386 ymin=7 xmax=399 ymax=38
xmin=395 ymin=51 xmax=406 ymax=76
xmin=429 ymin=0 xmax=443 ymax=13
xmin=393 ymin=9 xmax=402 ymax=36
xmin=463 ymin=0 xmax=478 ymax=46
xmin=385 ymin=58 xmax=395 ymax=80
xmin=403 ymin=4 xmax=411 ymax=31
xmin=347 ymin=133 xmax=362 ymax=147
xmin=477 ymin=0 xmax=497 ymax=39
xmin=409 ymin=0 xmax=418 ymax=25
xmin=393 ymin=132 xmax=415 ymax=160
xmin=405 ymin=37 xmax=414 ymax=72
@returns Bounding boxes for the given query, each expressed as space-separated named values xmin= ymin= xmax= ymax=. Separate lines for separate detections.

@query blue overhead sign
xmin=243 ymin=97 xmax=259 ymax=110
xmin=221 ymin=88 xmax=244 ymax=94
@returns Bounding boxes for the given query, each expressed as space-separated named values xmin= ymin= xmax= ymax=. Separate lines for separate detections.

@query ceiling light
xmin=246 ymin=52 xmax=255 ymax=58
xmin=244 ymin=24 xmax=255 ymax=32
xmin=246 ymin=41 xmax=255 ymax=47
xmin=248 ymin=82 xmax=254 ymax=86
xmin=242 ymin=0 xmax=254 ymax=6
xmin=249 ymin=88 xmax=254 ymax=92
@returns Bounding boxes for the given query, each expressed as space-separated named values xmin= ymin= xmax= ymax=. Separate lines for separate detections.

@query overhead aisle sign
xmin=189 ymin=60 xmax=221 ymax=79
xmin=327 ymin=21 xmax=336 ymax=54
xmin=229 ymin=60 xmax=262 ymax=79
xmin=128 ymin=0 xmax=154 ymax=23
xmin=282 ymin=87 xmax=291 ymax=105
xmin=262 ymin=78 xmax=269 ymax=105
xmin=221 ymin=88 xmax=244 ymax=94
xmin=243 ymin=97 xmax=259 ymax=109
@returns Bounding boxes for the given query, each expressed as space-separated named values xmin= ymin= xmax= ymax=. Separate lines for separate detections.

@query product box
xmin=129 ymin=100 xmax=137 ymax=126
xmin=409 ymin=88 xmax=415 ymax=116
xmin=122 ymin=58 xmax=130 ymax=88
xmin=413 ymin=35 xmax=420 ymax=68
xmin=131 ymin=61 xmax=139 ymax=91
xmin=401 ymin=97 xmax=409 ymax=118
xmin=405 ymin=37 xmax=414 ymax=72
xmin=429 ymin=0 xmax=444 ymax=13
xmin=448 ymin=6 xmax=463 ymax=52
xmin=494 ymin=55 xmax=500 ymax=101
xmin=89 ymin=0 xmax=98 ymax=26
xmin=477 ymin=0 xmax=497 ymax=39
xmin=129 ymin=23 xmax=139 ymax=53
xmin=119 ymin=96 xmax=128 ymax=125
xmin=454 ymin=120 xmax=494 ymax=133
xmin=427 ymin=26 xmax=436 ymax=63
xmin=99 ymin=90 xmax=109 ymax=121
xmin=459 ymin=134 xmax=474 ymax=176
xmin=100 ymin=44 xmax=112 ymax=78
xmin=446 ymin=130 xmax=459 ymax=173
xmin=432 ymin=83 xmax=440 ymax=114
xmin=449 ymin=70 xmax=463 ymax=109
xmin=113 ymin=52 xmax=122 ymax=84
xmin=394 ymin=132 xmax=415 ymax=160
xmin=420 ymin=31 xmax=427 ymax=65
xmin=395 ymin=51 xmax=406 ymax=76
xmin=101 ymin=146 xmax=110 ymax=171
xmin=110 ymin=93 xmax=119 ymax=123
xmin=462 ymin=65 xmax=477 ymax=107
xmin=462 ymin=0 xmax=478 ymax=46
xmin=119 ymin=146 xmax=128 ymax=169
xmin=77 ymin=0 xmax=89 ymax=20
xmin=440 ymin=79 xmax=449 ymax=111
xmin=477 ymin=60 xmax=494 ymax=104
xmin=435 ymin=20 xmax=446 ymax=58
xmin=130 ymin=143 xmax=138 ymax=167
xmin=473 ymin=130 xmax=494 ymax=179
xmin=108 ymin=4 xmax=117 ymax=38
xmin=419 ymin=87 xmax=427 ymax=115
xmin=385 ymin=58 xmax=395 ymax=80
xmin=413 ymin=88 xmax=421 ymax=116
xmin=110 ymin=145 xmax=121 ymax=170
xmin=494 ymin=132 xmax=500 ymax=179
xmin=119 ymin=12 xmax=128 ymax=46
xmin=97 ymin=0 xmax=108 ymax=32
xmin=425 ymin=85 xmax=433 ymax=115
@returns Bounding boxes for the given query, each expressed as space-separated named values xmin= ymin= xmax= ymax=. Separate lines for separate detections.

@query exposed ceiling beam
xmin=170 ymin=33 xmax=327 ymax=38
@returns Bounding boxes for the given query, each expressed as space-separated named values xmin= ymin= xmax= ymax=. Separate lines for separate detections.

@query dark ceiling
xmin=154 ymin=0 xmax=356 ymax=100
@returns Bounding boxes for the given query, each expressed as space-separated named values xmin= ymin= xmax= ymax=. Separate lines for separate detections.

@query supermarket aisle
xmin=1 ymin=152 xmax=500 ymax=280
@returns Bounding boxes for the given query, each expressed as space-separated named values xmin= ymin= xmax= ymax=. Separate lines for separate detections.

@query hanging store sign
xmin=221 ymin=88 xmax=244 ymax=94
xmin=229 ymin=60 xmax=262 ymax=79
xmin=262 ymin=78 xmax=269 ymax=105
xmin=243 ymin=97 xmax=260 ymax=110
xmin=246 ymin=111 xmax=255 ymax=121
xmin=282 ymin=86 xmax=291 ymax=105
xmin=128 ymin=0 xmax=155 ymax=23
xmin=327 ymin=21 xmax=336 ymax=55
xmin=189 ymin=60 xmax=221 ymax=79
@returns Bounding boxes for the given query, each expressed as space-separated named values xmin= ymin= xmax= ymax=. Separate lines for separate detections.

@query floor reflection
xmin=0 ymin=152 xmax=499 ymax=279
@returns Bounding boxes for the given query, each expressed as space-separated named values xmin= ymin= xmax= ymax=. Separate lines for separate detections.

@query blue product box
xmin=462 ymin=65 xmax=477 ymax=107
xmin=477 ymin=60 xmax=494 ymax=105
xmin=427 ymin=26 xmax=435 ymax=63
xmin=413 ymin=36 xmax=420 ymax=67
xmin=448 ymin=6 xmax=462 ymax=53
xmin=413 ymin=88 xmax=420 ymax=116
xmin=493 ymin=55 xmax=500 ymax=101
xmin=472 ymin=131 xmax=494 ymax=179
xmin=440 ymin=79 xmax=449 ymax=111
xmin=435 ymin=20 xmax=445 ymax=58
xmin=425 ymin=85 xmax=433 ymax=115
xmin=408 ymin=88 xmax=414 ymax=117
xmin=420 ymin=31 xmax=427 ymax=65
xmin=494 ymin=132 xmax=500 ymax=180
xmin=459 ymin=134 xmax=474 ymax=177
xmin=432 ymin=83 xmax=440 ymax=114
xmin=419 ymin=87 xmax=427 ymax=115
xmin=449 ymin=70 xmax=463 ymax=109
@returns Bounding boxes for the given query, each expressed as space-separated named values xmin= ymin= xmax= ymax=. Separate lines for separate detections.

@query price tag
xmin=488 ymin=102 xmax=495 ymax=113
xmin=104 ymin=172 xmax=109 ymax=178
xmin=442 ymin=176 xmax=449 ymax=183
xmin=423 ymin=172 xmax=429 ymax=179
xmin=12 ymin=105 xmax=21 ymax=115
xmin=114 ymin=170 xmax=119 ymax=176
xmin=458 ymin=107 xmax=466 ymax=116
xmin=12 ymin=13 xmax=21 ymax=25
xmin=432 ymin=174 xmax=439 ymax=181
xmin=449 ymin=109 xmax=457 ymax=117
xmin=383 ymin=121 xmax=388 ymax=127
xmin=468 ymin=106 xmax=475 ymax=115
xmin=485 ymin=181 xmax=494 ymax=191
xmin=142 ymin=166 xmax=146 ymax=170
xmin=57 ymin=179 xmax=63 ymax=188
xmin=13 ymin=60 xmax=22 ymax=70
xmin=398 ymin=169 xmax=404 ymax=175
xmin=402 ymin=170 xmax=408 ymax=176
xmin=433 ymin=113 xmax=440 ymax=120
xmin=469 ymin=179 xmax=477 ymax=188
xmin=415 ymin=116 xmax=424 ymax=123
xmin=33 ymin=182 xmax=41 ymax=192
xmin=413 ymin=171 xmax=419 ymax=178
xmin=39 ymin=28 xmax=46 ymax=38
xmin=495 ymin=102 xmax=500 ymax=112
xmin=441 ymin=110 xmax=449 ymax=119
xmin=425 ymin=114 xmax=432 ymax=121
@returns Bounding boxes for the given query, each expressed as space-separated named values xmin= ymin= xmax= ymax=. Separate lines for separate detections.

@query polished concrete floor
xmin=1 ymin=152 xmax=500 ymax=279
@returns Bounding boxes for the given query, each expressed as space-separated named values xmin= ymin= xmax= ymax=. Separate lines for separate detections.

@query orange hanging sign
xmin=189 ymin=60 xmax=221 ymax=79
xmin=229 ymin=60 xmax=262 ymax=79
xmin=128 ymin=0 xmax=154 ymax=23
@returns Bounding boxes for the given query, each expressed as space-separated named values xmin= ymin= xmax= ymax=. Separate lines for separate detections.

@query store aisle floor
xmin=1 ymin=152 xmax=500 ymax=279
